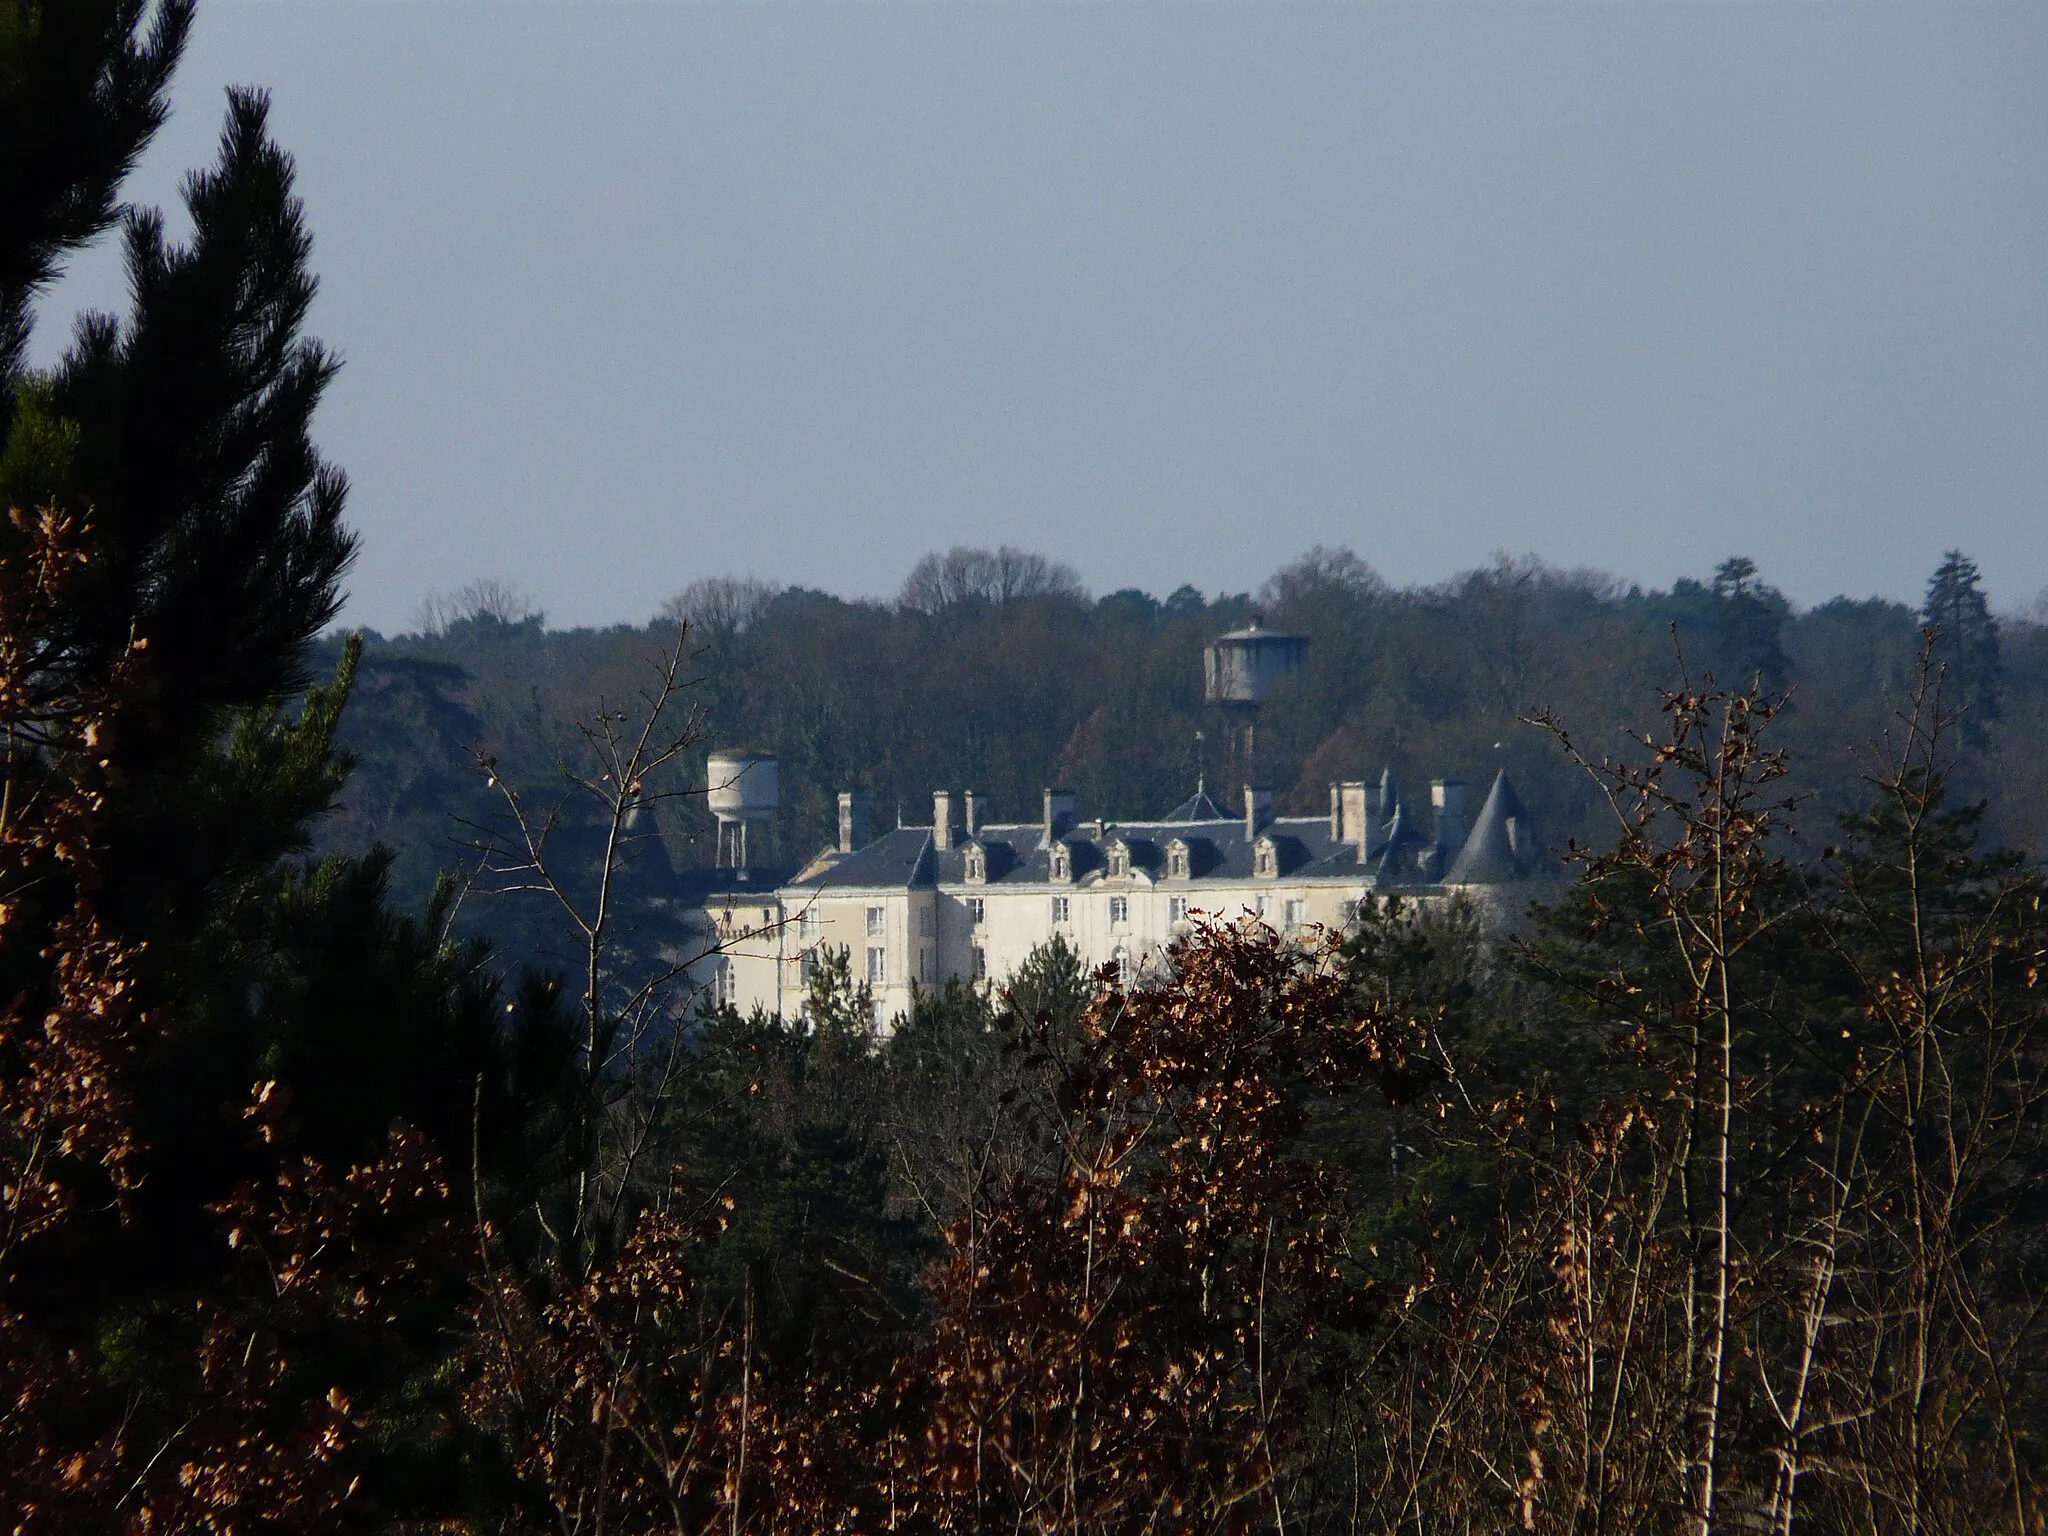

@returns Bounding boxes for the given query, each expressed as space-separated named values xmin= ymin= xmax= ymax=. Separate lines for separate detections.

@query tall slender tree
xmin=0 ymin=7 xmax=549 ymax=1525
xmin=1921 ymin=549 xmax=2000 ymax=741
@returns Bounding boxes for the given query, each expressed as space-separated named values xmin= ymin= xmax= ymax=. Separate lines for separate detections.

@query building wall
xmin=706 ymin=870 xmax=1497 ymax=1029
xmin=708 ymin=889 xmax=938 ymax=1024
xmin=715 ymin=875 xmax=1399 ymax=1025
xmin=699 ymin=892 xmax=785 ymax=1017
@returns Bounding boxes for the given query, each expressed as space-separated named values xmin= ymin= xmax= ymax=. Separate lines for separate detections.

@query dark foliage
xmin=0 ymin=13 xmax=527 ymax=1527
xmin=1924 ymin=548 xmax=2001 ymax=740
xmin=0 ymin=0 xmax=191 ymax=385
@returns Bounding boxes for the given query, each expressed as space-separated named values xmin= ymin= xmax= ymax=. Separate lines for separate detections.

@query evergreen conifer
xmin=0 ymin=7 xmax=552 ymax=1519
xmin=1922 ymin=548 xmax=2000 ymax=740
xmin=1710 ymin=554 xmax=1791 ymax=693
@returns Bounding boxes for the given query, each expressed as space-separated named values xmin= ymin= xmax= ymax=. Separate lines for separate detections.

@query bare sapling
xmin=1531 ymin=653 xmax=1798 ymax=1534
xmin=461 ymin=619 xmax=734 ymax=1267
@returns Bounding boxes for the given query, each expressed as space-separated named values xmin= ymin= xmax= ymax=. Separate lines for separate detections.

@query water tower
xmin=1203 ymin=619 xmax=1307 ymax=781
xmin=706 ymin=749 xmax=778 ymax=872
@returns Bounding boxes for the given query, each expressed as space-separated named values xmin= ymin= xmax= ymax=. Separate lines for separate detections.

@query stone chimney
xmin=837 ymin=791 xmax=869 ymax=854
xmin=1431 ymin=779 xmax=1468 ymax=853
xmin=963 ymin=790 xmax=979 ymax=838
xmin=1338 ymin=781 xmax=1370 ymax=862
xmin=933 ymin=790 xmax=955 ymax=851
xmin=1043 ymin=787 xmax=1076 ymax=845
xmin=1244 ymin=785 xmax=1274 ymax=840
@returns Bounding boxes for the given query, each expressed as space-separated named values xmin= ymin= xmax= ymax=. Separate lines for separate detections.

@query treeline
xmin=5 ymin=9 xmax=2047 ymax=1535
xmin=320 ymin=546 xmax=2048 ymax=935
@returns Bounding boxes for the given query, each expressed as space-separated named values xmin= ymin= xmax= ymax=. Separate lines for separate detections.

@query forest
xmin=321 ymin=540 xmax=2048 ymax=951
xmin=4 ymin=5 xmax=2047 ymax=1534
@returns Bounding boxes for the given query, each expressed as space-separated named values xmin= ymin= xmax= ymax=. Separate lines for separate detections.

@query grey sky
xmin=37 ymin=2 xmax=2048 ymax=632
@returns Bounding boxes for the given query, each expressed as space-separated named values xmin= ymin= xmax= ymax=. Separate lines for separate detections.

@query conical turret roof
xmin=1446 ymin=770 xmax=1534 ymax=885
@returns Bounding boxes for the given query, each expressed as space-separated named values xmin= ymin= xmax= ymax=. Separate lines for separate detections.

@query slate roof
xmin=701 ymin=773 xmax=1545 ymax=899
xmin=1161 ymin=782 xmax=1233 ymax=822
xmin=673 ymin=864 xmax=801 ymax=906
xmin=1371 ymin=801 xmax=1435 ymax=887
xmin=786 ymin=816 xmax=1484 ymax=894
xmin=784 ymin=826 xmax=935 ymax=892
xmin=1446 ymin=770 xmax=1539 ymax=885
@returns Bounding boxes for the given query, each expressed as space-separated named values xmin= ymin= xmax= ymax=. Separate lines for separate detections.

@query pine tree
xmin=0 ymin=0 xmax=192 ymax=392
xmin=1 ymin=7 xmax=546 ymax=1523
xmin=1710 ymin=555 xmax=1791 ymax=694
xmin=1921 ymin=549 xmax=2000 ymax=741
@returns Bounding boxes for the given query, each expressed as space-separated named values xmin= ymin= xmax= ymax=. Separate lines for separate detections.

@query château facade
xmin=686 ymin=769 xmax=1545 ymax=1026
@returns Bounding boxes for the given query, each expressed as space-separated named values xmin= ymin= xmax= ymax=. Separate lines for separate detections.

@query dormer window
xmin=964 ymin=842 xmax=987 ymax=884
xmin=1050 ymin=843 xmax=1072 ymax=884
xmin=1106 ymin=841 xmax=1129 ymax=879
xmin=1254 ymin=836 xmax=1279 ymax=879
xmin=1166 ymin=839 xmax=1190 ymax=881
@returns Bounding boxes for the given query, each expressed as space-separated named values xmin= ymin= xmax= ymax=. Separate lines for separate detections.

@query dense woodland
xmin=322 ymin=542 xmax=2048 ymax=934
xmin=5 ymin=6 xmax=2048 ymax=1534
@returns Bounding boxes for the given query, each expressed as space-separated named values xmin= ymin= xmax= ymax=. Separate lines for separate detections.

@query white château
xmin=685 ymin=766 xmax=1546 ymax=1026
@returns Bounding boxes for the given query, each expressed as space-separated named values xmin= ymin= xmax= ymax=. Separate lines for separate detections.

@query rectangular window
xmin=1284 ymin=898 xmax=1305 ymax=931
xmin=1168 ymin=896 xmax=1188 ymax=924
xmin=967 ymin=897 xmax=985 ymax=925
xmin=799 ymin=908 xmax=821 ymax=938
xmin=1255 ymin=894 xmax=1271 ymax=920
xmin=866 ymin=946 xmax=886 ymax=984
xmin=920 ymin=948 xmax=936 ymax=982
xmin=798 ymin=949 xmax=818 ymax=984
xmin=919 ymin=906 xmax=935 ymax=938
xmin=1108 ymin=895 xmax=1129 ymax=926
xmin=866 ymin=905 xmax=885 ymax=938
xmin=971 ymin=945 xmax=987 ymax=979
xmin=1051 ymin=896 xmax=1070 ymax=925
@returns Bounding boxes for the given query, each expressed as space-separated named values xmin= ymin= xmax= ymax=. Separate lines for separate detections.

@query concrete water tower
xmin=1203 ymin=619 xmax=1307 ymax=780
xmin=706 ymin=749 xmax=778 ymax=872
